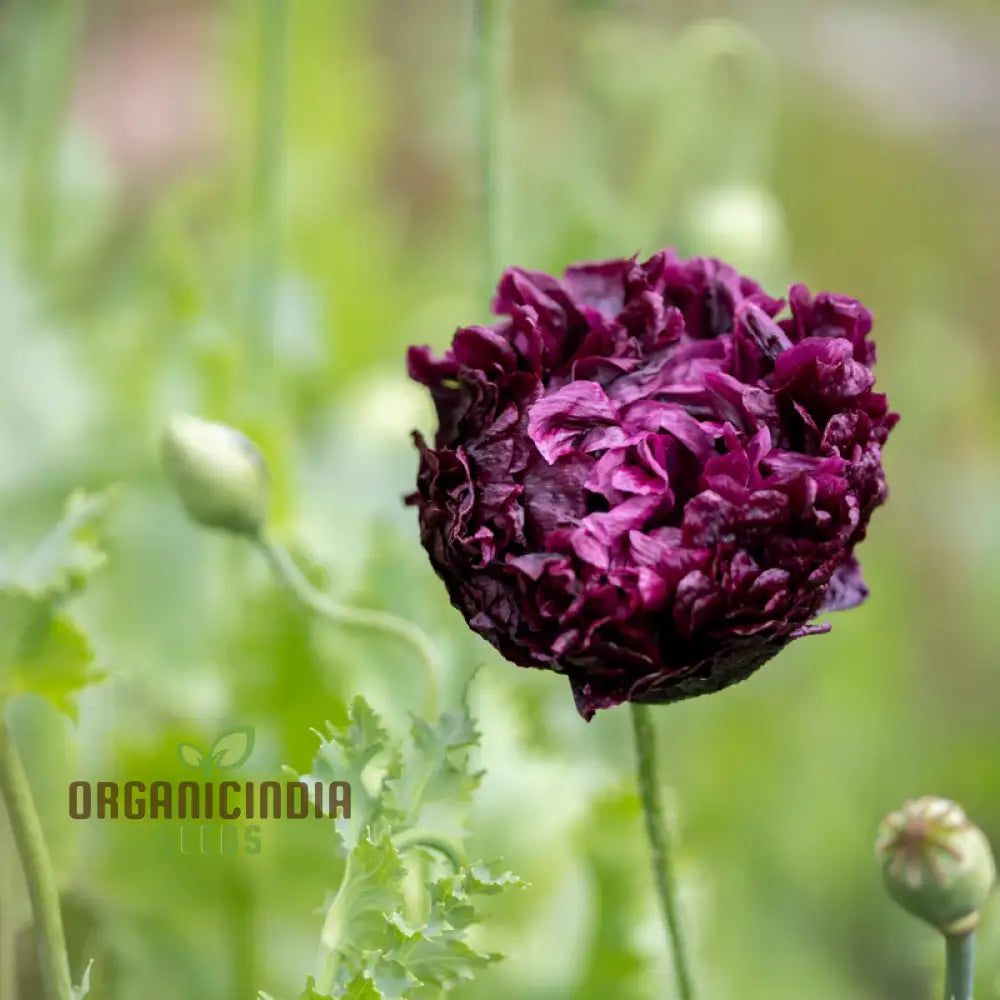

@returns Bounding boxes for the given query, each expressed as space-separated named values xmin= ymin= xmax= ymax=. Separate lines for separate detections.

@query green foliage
xmin=301 ymin=697 xmax=395 ymax=849
xmin=263 ymin=974 xmax=381 ymax=1000
xmin=396 ymin=708 xmax=483 ymax=821
xmin=290 ymin=696 xmax=524 ymax=999
xmin=71 ymin=959 xmax=94 ymax=999
xmin=0 ymin=490 xmax=108 ymax=717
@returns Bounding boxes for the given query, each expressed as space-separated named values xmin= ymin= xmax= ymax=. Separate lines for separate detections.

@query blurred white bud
xmin=160 ymin=414 xmax=269 ymax=536
xmin=682 ymin=185 xmax=788 ymax=280
xmin=349 ymin=373 xmax=436 ymax=445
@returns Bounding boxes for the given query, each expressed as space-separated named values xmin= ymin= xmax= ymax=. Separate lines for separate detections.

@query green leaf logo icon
xmin=177 ymin=726 xmax=255 ymax=776
xmin=210 ymin=726 xmax=255 ymax=770
xmin=177 ymin=743 xmax=207 ymax=770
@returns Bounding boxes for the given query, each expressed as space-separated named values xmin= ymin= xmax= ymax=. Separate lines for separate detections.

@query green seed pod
xmin=876 ymin=797 xmax=996 ymax=935
xmin=160 ymin=414 xmax=269 ymax=536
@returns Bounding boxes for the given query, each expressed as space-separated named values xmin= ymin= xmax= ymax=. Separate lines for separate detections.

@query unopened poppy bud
xmin=682 ymin=185 xmax=788 ymax=281
xmin=160 ymin=414 xmax=269 ymax=536
xmin=876 ymin=797 xmax=996 ymax=935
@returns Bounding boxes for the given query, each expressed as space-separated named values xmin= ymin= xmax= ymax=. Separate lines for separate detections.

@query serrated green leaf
xmin=426 ymin=863 xmax=528 ymax=935
xmin=394 ymin=703 xmax=482 ymax=823
xmin=0 ymin=587 xmax=102 ymax=719
xmin=14 ymin=490 xmax=109 ymax=598
xmin=341 ymin=862 xmax=522 ymax=996
xmin=0 ymin=489 xmax=109 ymax=716
xmin=461 ymin=862 xmax=528 ymax=895
xmin=364 ymin=959 xmax=418 ymax=999
xmin=337 ymin=973 xmax=383 ymax=999
xmin=323 ymin=830 xmax=405 ymax=956
xmin=294 ymin=696 xmax=524 ymax=1000
xmin=257 ymin=975 xmax=344 ymax=1000
xmin=378 ymin=911 xmax=499 ymax=990
xmin=299 ymin=975 xmax=334 ymax=999
xmin=301 ymin=697 xmax=397 ymax=848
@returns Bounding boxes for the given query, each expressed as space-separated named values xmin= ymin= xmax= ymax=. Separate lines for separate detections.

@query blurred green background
xmin=2 ymin=0 xmax=999 ymax=998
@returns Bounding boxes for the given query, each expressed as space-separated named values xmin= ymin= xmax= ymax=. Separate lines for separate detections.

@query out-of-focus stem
xmin=19 ymin=0 xmax=84 ymax=274
xmin=473 ymin=0 xmax=509 ymax=305
xmin=256 ymin=535 xmax=441 ymax=718
xmin=630 ymin=703 xmax=695 ymax=1000
xmin=313 ymin=846 xmax=351 ymax=995
xmin=0 ymin=717 xmax=72 ymax=1000
xmin=0 ymin=807 xmax=18 ymax=1000
xmin=228 ymin=871 xmax=256 ymax=1000
xmin=247 ymin=0 xmax=289 ymax=402
xmin=943 ymin=932 xmax=975 ymax=1000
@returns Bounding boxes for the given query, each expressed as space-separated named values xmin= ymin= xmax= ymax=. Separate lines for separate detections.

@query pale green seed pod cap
xmin=161 ymin=414 xmax=269 ymax=536
xmin=876 ymin=797 xmax=996 ymax=935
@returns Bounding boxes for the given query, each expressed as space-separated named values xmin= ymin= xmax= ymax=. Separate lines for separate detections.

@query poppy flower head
xmin=407 ymin=251 xmax=897 ymax=719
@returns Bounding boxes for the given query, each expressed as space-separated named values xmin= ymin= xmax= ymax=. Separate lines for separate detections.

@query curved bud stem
xmin=0 ymin=716 xmax=72 ymax=1000
xmin=392 ymin=829 xmax=465 ymax=872
xmin=630 ymin=703 xmax=695 ymax=1000
xmin=944 ymin=932 xmax=975 ymax=1000
xmin=257 ymin=535 xmax=441 ymax=718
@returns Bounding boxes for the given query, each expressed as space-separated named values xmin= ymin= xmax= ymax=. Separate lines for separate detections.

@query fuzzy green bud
xmin=876 ymin=797 xmax=996 ymax=935
xmin=160 ymin=414 xmax=269 ymax=536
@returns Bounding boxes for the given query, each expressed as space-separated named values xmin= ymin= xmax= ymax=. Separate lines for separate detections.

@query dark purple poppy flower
xmin=406 ymin=251 xmax=897 ymax=719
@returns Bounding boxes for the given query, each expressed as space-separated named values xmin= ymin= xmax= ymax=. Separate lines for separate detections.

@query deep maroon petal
xmin=408 ymin=249 xmax=897 ymax=718
xmin=818 ymin=556 xmax=869 ymax=613
xmin=526 ymin=381 xmax=623 ymax=464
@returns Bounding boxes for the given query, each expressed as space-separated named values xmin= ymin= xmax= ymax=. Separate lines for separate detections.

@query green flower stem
xmin=473 ymin=0 xmax=509 ymax=304
xmin=630 ymin=703 xmax=695 ymax=1000
xmin=314 ymin=847 xmax=353 ymax=995
xmin=944 ymin=932 xmax=975 ymax=1000
xmin=257 ymin=535 xmax=441 ymax=718
xmin=228 ymin=871 xmax=257 ymax=1000
xmin=0 ymin=716 xmax=72 ymax=1000
xmin=0 ymin=807 xmax=18 ymax=1000
xmin=19 ymin=0 xmax=84 ymax=274
xmin=392 ymin=829 xmax=465 ymax=871
xmin=247 ymin=0 xmax=289 ymax=403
